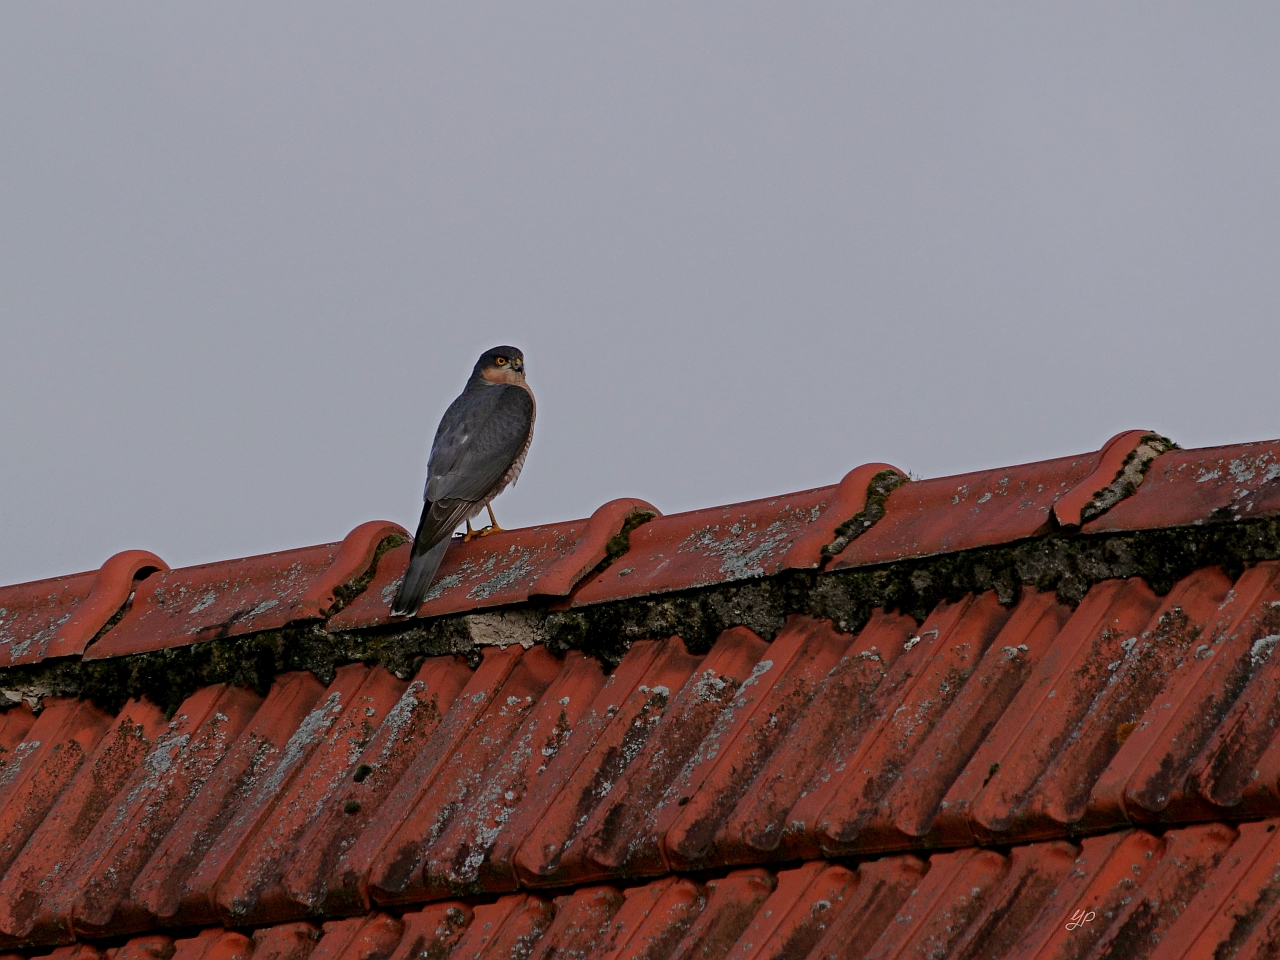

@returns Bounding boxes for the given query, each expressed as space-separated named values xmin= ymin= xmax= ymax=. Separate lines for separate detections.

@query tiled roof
xmin=2 ymin=432 xmax=1280 ymax=959
xmin=4 ymin=826 xmax=1280 ymax=960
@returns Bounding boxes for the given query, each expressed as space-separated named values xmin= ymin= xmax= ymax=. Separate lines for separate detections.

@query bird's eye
xmin=495 ymin=357 xmax=508 ymax=366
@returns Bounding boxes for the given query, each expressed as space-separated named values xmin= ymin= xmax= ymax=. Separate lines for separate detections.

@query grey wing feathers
xmin=425 ymin=385 xmax=534 ymax=502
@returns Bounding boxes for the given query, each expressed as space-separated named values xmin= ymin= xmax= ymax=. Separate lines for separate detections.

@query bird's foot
xmin=462 ymin=520 xmax=477 ymax=542
xmin=477 ymin=504 xmax=504 ymax=537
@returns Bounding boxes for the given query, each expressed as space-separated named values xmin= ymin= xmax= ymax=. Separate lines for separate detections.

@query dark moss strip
xmin=328 ymin=533 xmax=409 ymax=614
xmin=821 ymin=469 xmax=908 ymax=559
xmin=546 ymin=516 xmax=1280 ymax=658
xmin=4 ymin=517 xmax=1280 ymax=715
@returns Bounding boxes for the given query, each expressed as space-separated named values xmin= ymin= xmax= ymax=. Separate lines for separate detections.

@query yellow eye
xmin=495 ymin=357 xmax=508 ymax=366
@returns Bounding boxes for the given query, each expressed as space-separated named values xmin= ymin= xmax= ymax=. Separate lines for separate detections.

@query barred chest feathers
xmin=492 ymin=385 xmax=535 ymax=499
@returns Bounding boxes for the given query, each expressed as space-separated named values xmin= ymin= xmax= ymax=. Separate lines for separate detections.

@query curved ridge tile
xmin=330 ymin=503 xmax=657 ymax=630
xmin=780 ymin=463 xmax=905 ymax=569
xmin=0 ymin=551 xmax=166 ymax=667
xmin=85 ymin=526 xmax=405 ymax=660
xmin=299 ymin=522 xmax=409 ymax=618
xmin=1052 ymin=430 xmax=1175 ymax=528
xmin=828 ymin=450 xmax=1104 ymax=569
xmin=530 ymin=499 xmax=660 ymax=597
xmin=1082 ymin=437 xmax=1280 ymax=533
xmin=571 ymin=486 xmax=848 ymax=607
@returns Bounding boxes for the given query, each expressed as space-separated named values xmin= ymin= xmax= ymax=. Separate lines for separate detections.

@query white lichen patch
xmin=468 ymin=551 xmax=538 ymax=602
xmin=1251 ymin=634 xmax=1279 ymax=668
xmin=677 ymin=513 xmax=807 ymax=583
xmin=421 ymin=573 xmax=465 ymax=603
xmin=188 ymin=591 xmax=219 ymax=615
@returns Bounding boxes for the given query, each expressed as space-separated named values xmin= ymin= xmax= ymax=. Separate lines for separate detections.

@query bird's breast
xmin=493 ymin=388 xmax=535 ymax=495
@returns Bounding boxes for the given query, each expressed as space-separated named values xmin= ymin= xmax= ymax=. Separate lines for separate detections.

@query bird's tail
xmin=390 ymin=537 xmax=448 ymax=616
xmin=390 ymin=507 xmax=451 ymax=617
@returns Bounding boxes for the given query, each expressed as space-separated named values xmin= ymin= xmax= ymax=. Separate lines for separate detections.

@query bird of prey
xmin=390 ymin=346 xmax=535 ymax=617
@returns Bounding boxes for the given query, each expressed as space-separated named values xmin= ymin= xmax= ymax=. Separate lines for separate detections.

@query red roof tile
xmin=1050 ymin=429 xmax=1171 ymax=527
xmin=66 ymin=684 xmax=265 ymax=940
xmin=0 ymin=562 xmax=1277 ymax=949
xmin=571 ymin=464 xmax=903 ymax=607
xmin=0 ymin=550 xmax=165 ymax=667
xmin=0 ymin=699 xmax=112 ymax=879
xmin=722 ymin=862 xmax=855 ymax=960
xmin=279 ymin=656 xmax=472 ymax=917
xmin=329 ymin=499 xmax=658 ymax=629
xmin=0 ymin=698 xmax=168 ymax=946
xmin=130 ymin=672 xmax=329 ymax=929
xmin=1083 ymin=437 xmax=1280 ymax=532
xmin=5 ymin=824 xmax=1280 ymax=958
xmin=828 ymin=432 xmax=1168 ymax=569
xmin=85 ymin=522 xmax=404 ymax=659
xmin=251 ymin=923 xmax=318 ymax=960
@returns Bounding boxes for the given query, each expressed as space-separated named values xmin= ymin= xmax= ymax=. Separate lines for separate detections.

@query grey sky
xmin=2 ymin=5 xmax=1278 ymax=585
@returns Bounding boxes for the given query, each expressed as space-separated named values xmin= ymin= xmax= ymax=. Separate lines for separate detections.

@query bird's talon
xmin=477 ymin=523 xmax=504 ymax=538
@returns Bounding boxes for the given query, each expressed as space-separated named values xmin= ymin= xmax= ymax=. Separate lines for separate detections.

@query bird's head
xmin=474 ymin=346 xmax=527 ymax=385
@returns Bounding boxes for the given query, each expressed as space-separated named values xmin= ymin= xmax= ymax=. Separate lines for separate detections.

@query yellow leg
xmin=462 ymin=519 xmax=477 ymax=542
xmin=478 ymin=503 xmax=504 ymax=537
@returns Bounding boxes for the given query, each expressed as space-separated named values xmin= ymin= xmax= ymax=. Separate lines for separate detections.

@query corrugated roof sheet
xmin=2 ymin=434 xmax=1280 ymax=958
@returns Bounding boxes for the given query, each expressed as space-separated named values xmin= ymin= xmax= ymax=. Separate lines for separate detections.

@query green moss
xmin=822 ymin=469 xmax=908 ymax=560
xmin=329 ymin=533 xmax=409 ymax=613
xmin=603 ymin=511 xmax=657 ymax=566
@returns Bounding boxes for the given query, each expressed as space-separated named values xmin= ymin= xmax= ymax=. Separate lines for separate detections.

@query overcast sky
xmin=2 ymin=5 xmax=1278 ymax=585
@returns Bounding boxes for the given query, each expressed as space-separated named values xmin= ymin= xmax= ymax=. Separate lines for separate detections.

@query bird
xmin=390 ymin=346 xmax=535 ymax=617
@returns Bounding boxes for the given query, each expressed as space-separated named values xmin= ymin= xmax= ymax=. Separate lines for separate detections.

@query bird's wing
xmin=424 ymin=383 xmax=534 ymax=503
xmin=413 ymin=496 xmax=482 ymax=547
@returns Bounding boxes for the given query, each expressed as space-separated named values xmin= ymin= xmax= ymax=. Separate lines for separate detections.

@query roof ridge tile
xmin=0 ymin=550 xmax=166 ymax=668
xmin=1052 ymin=430 xmax=1176 ymax=528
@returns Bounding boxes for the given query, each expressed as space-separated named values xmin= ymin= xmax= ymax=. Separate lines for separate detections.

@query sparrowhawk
xmin=390 ymin=346 xmax=535 ymax=616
